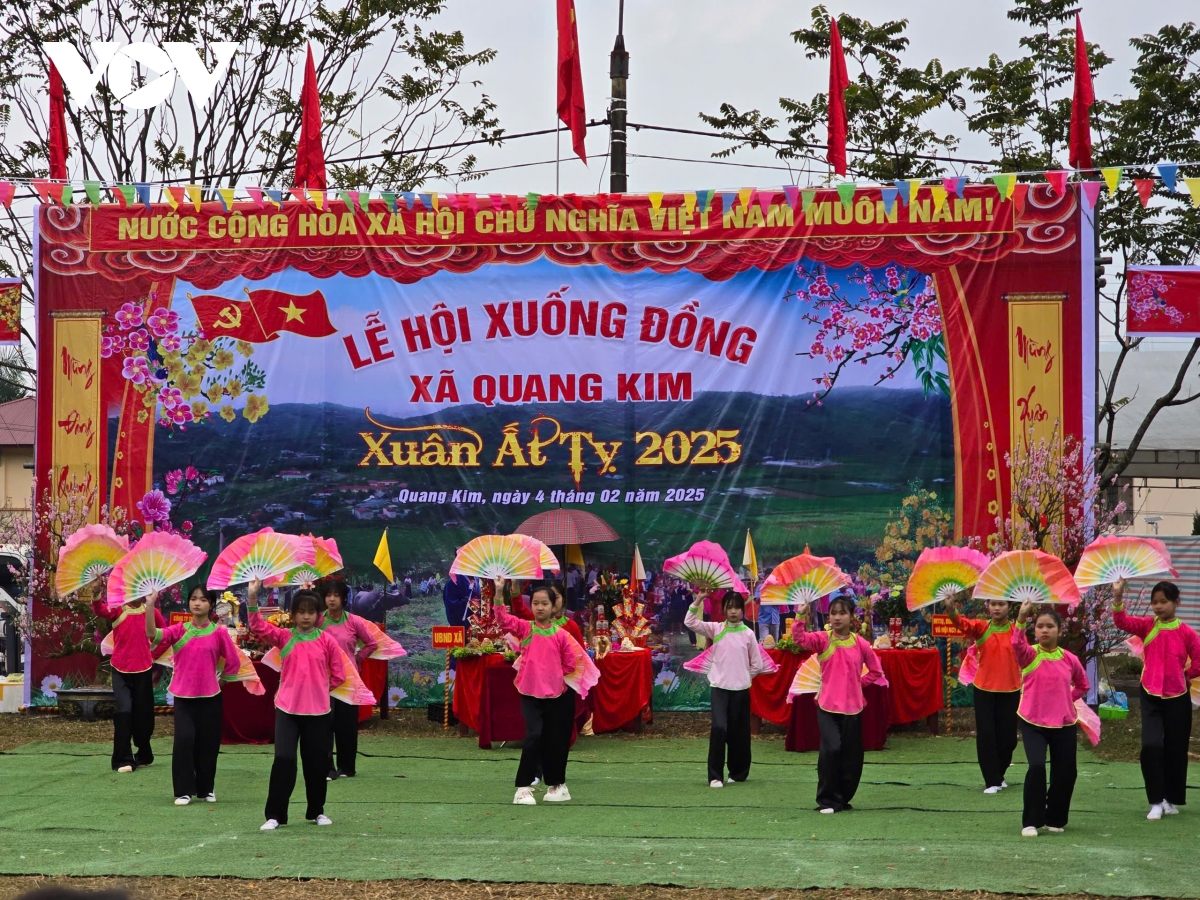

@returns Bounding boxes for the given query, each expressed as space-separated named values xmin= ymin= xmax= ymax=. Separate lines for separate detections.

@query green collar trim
xmin=712 ymin=622 xmax=750 ymax=644
xmin=1145 ymin=617 xmax=1181 ymax=646
xmin=522 ymin=622 xmax=561 ymax=647
xmin=1021 ymin=646 xmax=1064 ymax=676
xmin=322 ymin=611 xmax=348 ymax=627
xmin=818 ymin=634 xmax=857 ymax=662
xmin=977 ymin=622 xmax=1012 ymax=648
xmin=173 ymin=621 xmax=217 ymax=653
xmin=280 ymin=628 xmax=322 ymax=660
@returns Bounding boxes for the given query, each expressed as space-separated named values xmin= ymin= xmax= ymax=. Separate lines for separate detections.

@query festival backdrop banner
xmin=1125 ymin=265 xmax=1200 ymax=336
xmin=31 ymin=186 xmax=1091 ymax=709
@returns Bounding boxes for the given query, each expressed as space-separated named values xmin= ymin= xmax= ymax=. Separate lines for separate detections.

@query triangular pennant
xmin=525 ymin=192 xmax=539 ymax=212
xmin=738 ymin=187 xmax=754 ymax=210
xmin=696 ymin=189 xmax=714 ymax=213
xmin=217 ymin=188 xmax=236 ymax=211
xmin=1011 ymin=183 xmax=1030 ymax=214
xmin=417 ymin=193 xmax=432 ymax=210
xmin=57 ymin=184 xmax=73 ymax=206
xmin=165 ymin=186 xmax=186 ymax=210
xmin=757 ymin=189 xmax=774 ymax=214
xmin=880 ymin=185 xmax=898 ymax=215
xmin=1101 ymin=167 xmax=1122 ymax=194
xmin=247 ymin=187 xmax=265 ymax=209
xmin=359 ymin=192 xmax=370 ymax=212
xmin=0 ymin=182 xmax=16 ymax=208
xmin=382 ymin=191 xmax=398 ymax=213
xmin=835 ymin=182 xmax=855 ymax=208
xmin=895 ymin=180 xmax=913 ymax=206
xmin=1185 ymin=178 xmax=1200 ymax=210
xmin=338 ymin=190 xmax=354 ymax=209
xmin=1046 ymin=170 xmax=1069 ymax=196
xmin=801 ymin=189 xmax=816 ymax=213
xmin=30 ymin=180 xmax=52 ymax=204
xmin=135 ymin=183 xmax=152 ymax=209
xmin=308 ymin=189 xmax=325 ymax=210
xmin=942 ymin=176 xmax=965 ymax=197
xmin=1157 ymin=163 xmax=1178 ymax=193
xmin=930 ymin=185 xmax=948 ymax=212
xmin=429 ymin=192 xmax=439 ymax=211
xmin=1134 ymin=179 xmax=1154 ymax=207
xmin=84 ymin=180 xmax=101 ymax=207
xmin=187 ymin=184 xmax=203 ymax=211
xmin=403 ymin=191 xmax=417 ymax=210
xmin=346 ymin=190 xmax=360 ymax=210
xmin=909 ymin=180 xmax=922 ymax=202
xmin=782 ymin=185 xmax=799 ymax=209
xmin=485 ymin=193 xmax=501 ymax=209
xmin=719 ymin=191 xmax=738 ymax=213
xmin=1080 ymin=181 xmax=1103 ymax=209
xmin=291 ymin=188 xmax=308 ymax=204
xmin=990 ymin=174 xmax=1015 ymax=199
xmin=117 ymin=185 xmax=136 ymax=207
xmin=466 ymin=194 xmax=479 ymax=212
xmin=682 ymin=192 xmax=697 ymax=214
xmin=266 ymin=189 xmax=285 ymax=207
xmin=648 ymin=192 xmax=663 ymax=210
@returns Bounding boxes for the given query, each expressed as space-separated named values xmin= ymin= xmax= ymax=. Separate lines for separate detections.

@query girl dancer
xmin=685 ymin=590 xmax=777 ymax=787
xmin=90 ymin=580 xmax=166 ymax=772
xmin=319 ymin=580 xmax=378 ymax=779
xmin=944 ymin=592 xmax=1021 ymax=793
xmin=493 ymin=580 xmax=598 ymax=805
xmin=1012 ymin=601 xmax=1089 ymax=837
xmin=248 ymin=579 xmax=345 ymax=830
xmin=790 ymin=595 xmax=887 ymax=813
xmin=147 ymin=587 xmax=240 ymax=805
xmin=1112 ymin=579 xmax=1200 ymax=820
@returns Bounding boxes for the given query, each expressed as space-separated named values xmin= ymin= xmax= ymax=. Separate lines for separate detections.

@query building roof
xmin=0 ymin=397 xmax=33 ymax=447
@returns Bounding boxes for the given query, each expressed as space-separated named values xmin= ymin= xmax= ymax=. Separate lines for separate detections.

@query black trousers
xmin=708 ymin=687 xmax=751 ymax=783
xmin=974 ymin=688 xmax=1020 ymax=787
xmin=1141 ymin=692 xmax=1193 ymax=806
xmin=265 ymin=709 xmax=332 ymax=824
xmin=1021 ymin=721 xmax=1077 ymax=828
xmin=172 ymin=695 xmax=223 ymax=798
xmin=816 ymin=709 xmax=864 ymax=811
xmin=515 ymin=692 xmax=574 ymax=788
xmin=328 ymin=698 xmax=360 ymax=776
xmin=111 ymin=668 xmax=156 ymax=770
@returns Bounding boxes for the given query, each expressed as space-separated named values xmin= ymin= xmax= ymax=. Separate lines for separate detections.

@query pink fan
xmin=224 ymin=645 xmax=266 ymax=696
xmin=957 ymin=644 xmax=979 ymax=687
xmin=510 ymin=534 xmax=561 ymax=576
xmin=362 ymin=620 xmax=406 ymax=660
xmin=1124 ymin=635 xmax=1144 ymax=659
xmin=208 ymin=528 xmax=315 ymax=589
xmin=562 ymin=639 xmax=601 ymax=699
xmin=1075 ymin=698 xmax=1101 ymax=746
xmin=662 ymin=541 xmax=747 ymax=593
xmin=331 ymin=646 xmax=378 ymax=705
xmin=106 ymin=531 xmax=207 ymax=607
xmin=685 ymin=635 xmax=777 ymax=680
xmin=55 ymin=524 xmax=130 ymax=596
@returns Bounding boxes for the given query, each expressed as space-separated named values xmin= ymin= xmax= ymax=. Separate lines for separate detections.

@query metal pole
xmin=609 ymin=0 xmax=628 ymax=193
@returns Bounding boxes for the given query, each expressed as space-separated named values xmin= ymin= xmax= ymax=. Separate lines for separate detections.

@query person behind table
xmin=549 ymin=582 xmax=586 ymax=647
xmin=1011 ymin=601 xmax=1089 ymax=837
xmin=1112 ymin=579 xmax=1200 ymax=820
xmin=790 ymin=595 xmax=887 ymax=813
xmin=89 ymin=578 xmax=166 ymax=773
xmin=943 ymin=590 xmax=1021 ymax=793
xmin=319 ymin=579 xmax=380 ymax=780
xmin=493 ymin=580 xmax=597 ymax=805
xmin=685 ymin=590 xmax=777 ymax=788
xmin=248 ymin=580 xmax=345 ymax=830
xmin=147 ymin=586 xmax=240 ymax=805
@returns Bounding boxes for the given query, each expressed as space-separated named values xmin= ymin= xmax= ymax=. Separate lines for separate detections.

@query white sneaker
xmin=260 ymin=819 xmax=280 ymax=831
xmin=819 ymin=807 xmax=836 ymax=814
xmin=1021 ymin=826 xmax=1038 ymax=837
xmin=203 ymin=793 xmax=216 ymax=803
xmin=1147 ymin=804 xmax=1164 ymax=821
xmin=313 ymin=814 xmax=333 ymax=826
xmin=174 ymin=796 xmax=190 ymax=806
xmin=513 ymin=787 xmax=536 ymax=805
xmin=983 ymin=786 xmax=1002 ymax=794
xmin=530 ymin=776 xmax=540 ymax=787
xmin=117 ymin=765 xmax=134 ymax=774
xmin=1162 ymin=801 xmax=1179 ymax=816
xmin=709 ymin=779 xmax=724 ymax=789
xmin=545 ymin=784 xmax=571 ymax=802
xmin=1046 ymin=826 xmax=1065 ymax=833
xmin=1001 ymin=780 xmax=1008 ymax=789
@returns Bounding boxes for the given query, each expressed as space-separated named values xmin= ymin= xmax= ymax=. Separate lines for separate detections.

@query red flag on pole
xmin=556 ymin=0 xmax=587 ymax=164
xmin=1068 ymin=14 xmax=1094 ymax=172
xmin=48 ymin=60 xmax=68 ymax=181
xmin=827 ymin=16 xmax=849 ymax=176
xmin=295 ymin=44 xmax=327 ymax=189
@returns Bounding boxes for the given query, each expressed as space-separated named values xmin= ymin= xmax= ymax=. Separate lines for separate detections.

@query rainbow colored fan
xmin=662 ymin=541 xmax=747 ymax=593
xmin=562 ymin=639 xmax=601 ymax=699
xmin=331 ymin=647 xmax=379 ymax=705
xmin=227 ymin=645 xmax=266 ymax=695
xmin=760 ymin=551 xmax=850 ymax=608
xmin=106 ymin=531 xmax=207 ymax=607
xmin=362 ymin=620 xmax=406 ymax=660
xmin=905 ymin=546 xmax=990 ymax=611
xmin=264 ymin=536 xmax=344 ymax=587
xmin=450 ymin=534 xmax=545 ymax=581
xmin=957 ymin=644 xmax=979 ymax=687
xmin=1075 ymin=698 xmax=1101 ymax=746
xmin=510 ymin=534 xmax=560 ymax=575
xmin=1190 ymin=677 xmax=1199 ymax=709
xmin=55 ymin=524 xmax=130 ymax=596
xmin=788 ymin=655 xmax=823 ymax=697
xmin=1074 ymin=536 xmax=1177 ymax=588
xmin=974 ymin=550 xmax=1081 ymax=608
xmin=208 ymin=528 xmax=315 ymax=590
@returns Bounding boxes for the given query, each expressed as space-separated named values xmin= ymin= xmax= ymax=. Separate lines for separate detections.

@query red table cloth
xmin=357 ymin=657 xmax=388 ymax=723
xmin=591 ymin=649 xmax=653 ymax=733
xmin=877 ymin=648 xmax=943 ymax=724
xmin=453 ymin=654 xmax=585 ymax=749
xmin=785 ymin=683 xmax=892 ymax=751
xmin=220 ymin=660 xmax=280 ymax=744
xmin=452 ymin=653 xmax=510 ymax=733
xmin=749 ymin=647 xmax=809 ymax=726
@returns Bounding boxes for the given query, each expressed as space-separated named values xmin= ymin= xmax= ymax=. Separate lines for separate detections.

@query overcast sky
xmin=422 ymin=0 xmax=1198 ymax=195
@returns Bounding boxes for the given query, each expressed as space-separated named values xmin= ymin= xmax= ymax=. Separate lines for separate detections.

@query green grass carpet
xmin=0 ymin=733 xmax=1194 ymax=895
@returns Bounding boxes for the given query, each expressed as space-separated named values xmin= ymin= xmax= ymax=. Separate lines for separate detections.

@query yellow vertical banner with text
xmin=1007 ymin=294 xmax=1064 ymax=459
xmin=51 ymin=316 xmax=102 ymax=522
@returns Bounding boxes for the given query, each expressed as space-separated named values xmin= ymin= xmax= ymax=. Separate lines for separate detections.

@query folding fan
xmin=450 ymin=534 xmax=542 ymax=580
xmin=510 ymin=534 xmax=561 ymax=575
xmin=1075 ymin=698 xmax=1102 ymax=746
xmin=261 ymin=646 xmax=282 ymax=672
xmin=227 ymin=646 xmax=266 ymax=695
xmin=106 ymin=531 xmax=207 ymax=607
xmin=55 ymin=524 xmax=130 ymax=596
xmin=1074 ymin=535 xmax=1176 ymax=588
xmin=207 ymin=528 xmax=315 ymax=590
xmin=905 ymin=546 xmax=991 ymax=611
xmin=1190 ymin=678 xmax=1199 ymax=709
xmin=957 ymin=644 xmax=979 ymax=687
xmin=685 ymin=636 xmax=776 ymax=679
xmin=974 ymin=550 xmax=1081 ymax=607
xmin=264 ymin=535 xmax=344 ymax=587
xmin=760 ymin=551 xmax=850 ymax=608
xmin=662 ymin=540 xmax=747 ymax=593
xmin=331 ymin=646 xmax=378 ymax=705
xmin=362 ymin=619 xmax=407 ymax=660
xmin=562 ymin=639 xmax=601 ymax=698
xmin=1124 ymin=635 xmax=1144 ymax=659
xmin=788 ymin=655 xmax=823 ymax=697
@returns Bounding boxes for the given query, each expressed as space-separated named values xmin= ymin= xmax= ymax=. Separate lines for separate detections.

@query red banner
xmin=432 ymin=626 xmax=466 ymax=649
xmin=931 ymin=614 xmax=965 ymax=638
xmin=0 ymin=280 xmax=21 ymax=345
xmin=1126 ymin=266 xmax=1200 ymax=336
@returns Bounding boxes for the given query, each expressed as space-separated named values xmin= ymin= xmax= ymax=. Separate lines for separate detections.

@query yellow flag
xmin=682 ymin=192 xmax=697 ymax=213
xmin=742 ymin=529 xmax=758 ymax=583
xmin=1185 ymin=178 xmax=1200 ymax=209
xmin=738 ymin=187 xmax=754 ymax=209
xmin=308 ymin=189 xmax=325 ymax=210
xmin=565 ymin=543 xmax=585 ymax=567
xmin=930 ymin=185 xmax=948 ymax=212
xmin=374 ymin=529 xmax=394 ymax=583
xmin=1101 ymin=167 xmax=1122 ymax=194
xmin=186 ymin=184 xmax=202 ymax=211
xmin=632 ymin=544 xmax=646 ymax=583
xmin=648 ymin=192 xmax=664 ymax=210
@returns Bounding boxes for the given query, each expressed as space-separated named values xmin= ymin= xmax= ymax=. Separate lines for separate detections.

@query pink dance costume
xmin=249 ymin=607 xmax=346 ymax=825
xmin=92 ymin=598 xmax=166 ymax=771
xmin=1011 ymin=627 xmax=1089 ymax=830
xmin=1113 ymin=605 xmax=1200 ymax=807
xmin=791 ymin=621 xmax=888 ymax=811
xmin=319 ymin=610 xmax=379 ymax=778
xmin=685 ymin=602 xmax=778 ymax=783
xmin=493 ymin=604 xmax=599 ymax=789
xmin=155 ymin=622 xmax=240 ymax=799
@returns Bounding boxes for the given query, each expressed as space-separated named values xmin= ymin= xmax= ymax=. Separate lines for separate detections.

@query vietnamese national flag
xmin=294 ymin=44 xmax=327 ymax=189
xmin=556 ymin=0 xmax=587 ymax=164
xmin=1068 ymin=14 xmax=1094 ymax=172
xmin=189 ymin=289 xmax=337 ymax=342
xmin=48 ymin=60 xmax=69 ymax=181
xmin=827 ymin=15 xmax=849 ymax=176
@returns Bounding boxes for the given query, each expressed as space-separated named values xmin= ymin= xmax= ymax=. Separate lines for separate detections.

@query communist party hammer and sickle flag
xmin=187 ymin=288 xmax=337 ymax=342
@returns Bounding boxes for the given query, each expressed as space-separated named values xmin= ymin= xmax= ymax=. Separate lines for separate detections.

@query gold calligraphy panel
xmin=1007 ymin=294 xmax=1065 ymax=457
xmin=51 ymin=316 xmax=102 ymax=521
